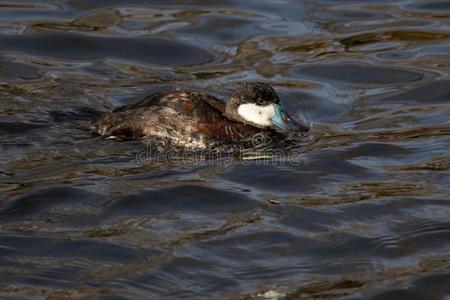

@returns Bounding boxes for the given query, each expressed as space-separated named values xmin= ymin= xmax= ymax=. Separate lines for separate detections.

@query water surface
xmin=0 ymin=0 xmax=450 ymax=299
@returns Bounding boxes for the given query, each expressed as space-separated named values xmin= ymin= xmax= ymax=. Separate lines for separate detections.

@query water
xmin=1 ymin=0 xmax=450 ymax=299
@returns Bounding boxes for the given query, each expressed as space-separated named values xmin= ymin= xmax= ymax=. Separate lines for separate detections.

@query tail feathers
xmin=90 ymin=114 xmax=144 ymax=140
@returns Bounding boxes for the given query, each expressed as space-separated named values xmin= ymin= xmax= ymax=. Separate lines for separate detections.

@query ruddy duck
xmin=90 ymin=82 xmax=309 ymax=149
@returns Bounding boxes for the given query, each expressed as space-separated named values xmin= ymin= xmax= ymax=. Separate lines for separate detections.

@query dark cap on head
xmin=231 ymin=82 xmax=280 ymax=106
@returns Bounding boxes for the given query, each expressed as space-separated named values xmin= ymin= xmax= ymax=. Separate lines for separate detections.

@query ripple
xmin=0 ymin=1 xmax=65 ymax=20
xmin=66 ymin=0 xmax=231 ymax=11
xmin=340 ymin=30 xmax=450 ymax=52
xmin=370 ymin=287 xmax=433 ymax=300
xmin=0 ymin=61 xmax=42 ymax=80
xmin=315 ymin=9 xmax=388 ymax=22
xmin=106 ymin=185 xmax=259 ymax=216
xmin=396 ymin=220 xmax=450 ymax=247
xmin=0 ymin=32 xmax=214 ymax=66
xmin=0 ymin=186 xmax=102 ymax=223
xmin=0 ymin=121 xmax=46 ymax=134
xmin=176 ymin=15 xmax=265 ymax=43
xmin=0 ymin=234 xmax=158 ymax=263
xmin=121 ymin=256 xmax=238 ymax=296
xmin=377 ymin=80 xmax=450 ymax=104
xmin=414 ymin=273 xmax=450 ymax=294
xmin=183 ymin=230 xmax=320 ymax=278
xmin=221 ymin=150 xmax=372 ymax=193
xmin=291 ymin=62 xmax=425 ymax=87
xmin=406 ymin=1 xmax=450 ymax=13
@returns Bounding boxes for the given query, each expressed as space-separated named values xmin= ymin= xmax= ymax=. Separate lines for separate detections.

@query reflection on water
xmin=0 ymin=0 xmax=450 ymax=298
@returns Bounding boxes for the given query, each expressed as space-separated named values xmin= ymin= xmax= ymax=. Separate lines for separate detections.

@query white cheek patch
xmin=237 ymin=103 xmax=275 ymax=127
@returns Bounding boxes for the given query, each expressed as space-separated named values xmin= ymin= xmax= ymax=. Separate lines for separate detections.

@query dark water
xmin=1 ymin=0 xmax=450 ymax=299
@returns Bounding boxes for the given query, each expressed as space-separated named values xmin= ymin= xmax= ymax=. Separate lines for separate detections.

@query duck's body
xmin=90 ymin=82 xmax=309 ymax=150
xmin=90 ymin=90 xmax=261 ymax=149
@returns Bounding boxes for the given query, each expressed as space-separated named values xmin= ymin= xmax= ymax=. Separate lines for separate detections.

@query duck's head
xmin=224 ymin=82 xmax=309 ymax=132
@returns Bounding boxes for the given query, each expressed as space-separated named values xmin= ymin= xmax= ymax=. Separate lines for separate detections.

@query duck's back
xmin=90 ymin=90 xmax=260 ymax=149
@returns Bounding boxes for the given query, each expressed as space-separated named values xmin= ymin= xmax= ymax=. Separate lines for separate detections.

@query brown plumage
xmin=90 ymin=90 xmax=262 ymax=149
xmin=90 ymin=82 xmax=309 ymax=149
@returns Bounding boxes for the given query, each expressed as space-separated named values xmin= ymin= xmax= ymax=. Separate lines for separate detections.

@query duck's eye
xmin=256 ymin=98 xmax=264 ymax=105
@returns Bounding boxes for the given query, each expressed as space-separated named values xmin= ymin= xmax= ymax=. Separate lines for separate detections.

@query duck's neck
xmin=223 ymin=98 xmax=242 ymax=123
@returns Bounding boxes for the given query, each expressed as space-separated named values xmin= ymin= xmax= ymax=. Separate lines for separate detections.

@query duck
xmin=90 ymin=82 xmax=309 ymax=150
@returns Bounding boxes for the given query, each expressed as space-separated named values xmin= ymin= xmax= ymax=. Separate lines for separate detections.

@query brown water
xmin=1 ymin=0 xmax=450 ymax=299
